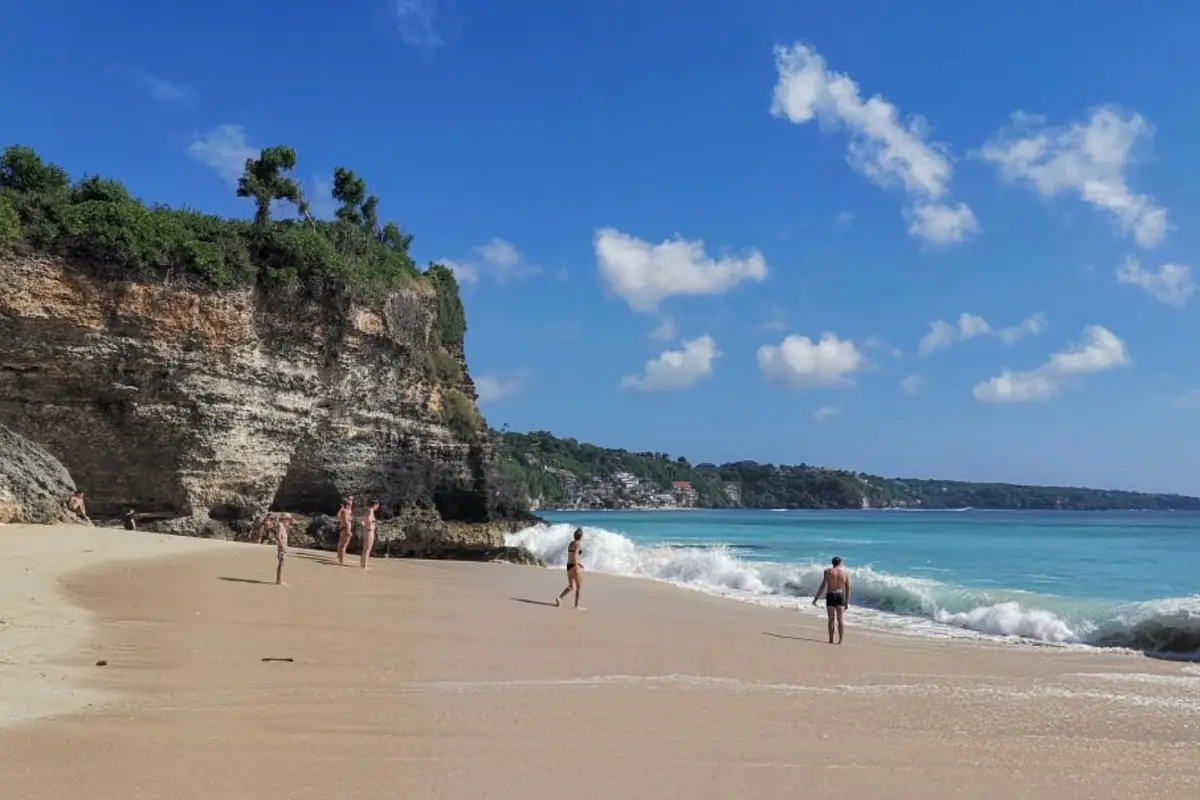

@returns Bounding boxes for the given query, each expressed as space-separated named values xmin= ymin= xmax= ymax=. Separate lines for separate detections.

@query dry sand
xmin=1 ymin=524 xmax=1198 ymax=799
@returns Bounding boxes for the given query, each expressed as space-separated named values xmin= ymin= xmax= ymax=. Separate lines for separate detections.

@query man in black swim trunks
xmin=812 ymin=556 xmax=851 ymax=644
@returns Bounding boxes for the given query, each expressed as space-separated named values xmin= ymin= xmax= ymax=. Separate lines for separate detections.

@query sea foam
xmin=507 ymin=523 xmax=1200 ymax=654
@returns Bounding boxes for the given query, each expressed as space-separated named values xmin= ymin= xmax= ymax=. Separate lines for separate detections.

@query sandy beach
xmin=2 ymin=525 xmax=1198 ymax=799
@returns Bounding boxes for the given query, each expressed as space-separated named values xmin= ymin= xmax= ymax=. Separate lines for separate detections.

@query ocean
xmin=506 ymin=509 xmax=1200 ymax=654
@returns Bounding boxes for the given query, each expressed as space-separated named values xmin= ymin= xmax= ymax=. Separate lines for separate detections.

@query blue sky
xmin=2 ymin=0 xmax=1198 ymax=494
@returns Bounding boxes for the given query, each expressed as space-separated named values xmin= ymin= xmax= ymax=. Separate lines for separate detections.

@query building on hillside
xmin=672 ymin=480 xmax=698 ymax=508
xmin=722 ymin=482 xmax=741 ymax=506
xmin=613 ymin=471 xmax=640 ymax=490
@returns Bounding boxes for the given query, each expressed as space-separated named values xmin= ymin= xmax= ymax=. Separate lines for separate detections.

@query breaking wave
xmin=506 ymin=523 xmax=1200 ymax=654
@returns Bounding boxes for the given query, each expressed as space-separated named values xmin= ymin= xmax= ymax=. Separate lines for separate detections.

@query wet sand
xmin=1 ymin=525 xmax=1198 ymax=799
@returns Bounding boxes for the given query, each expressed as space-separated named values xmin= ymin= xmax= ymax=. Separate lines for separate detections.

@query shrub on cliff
xmin=443 ymin=389 xmax=483 ymax=438
xmin=0 ymin=145 xmax=460 ymax=350
xmin=0 ymin=195 xmax=19 ymax=252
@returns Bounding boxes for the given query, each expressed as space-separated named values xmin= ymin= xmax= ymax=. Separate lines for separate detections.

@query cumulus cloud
xmin=900 ymin=373 xmax=925 ymax=395
xmin=981 ymin=107 xmax=1168 ymax=248
xmin=919 ymin=312 xmax=1046 ymax=356
xmin=620 ymin=335 xmax=720 ymax=392
xmin=770 ymin=42 xmax=976 ymax=244
xmin=905 ymin=202 xmax=979 ymax=244
xmin=595 ymin=227 xmax=768 ymax=312
xmin=757 ymin=332 xmax=864 ymax=390
xmin=973 ymin=326 xmax=1130 ymax=403
xmin=997 ymin=312 xmax=1048 ymax=344
xmin=918 ymin=313 xmax=991 ymax=356
xmin=188 ymin=124 xmax=258 ymax=185
xmin=648 ymin=316 xmax=677 ymax=343
xmin=1116 ymin=257 xmax=1195 ymax=307
xmin=474 ymin=374 xmax=524 ymax=404
xmin=438 ymin=238 xmax=542 ymax=285
xmin=813 ymin=404 xmax=841 ymax=424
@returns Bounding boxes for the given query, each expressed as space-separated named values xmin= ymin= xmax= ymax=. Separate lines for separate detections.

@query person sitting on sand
xmin=123 ymin=508 xmax=137 ymax=531
xmin=812 ymin=556 xmax=851 ymax=644
xmin=555 ymin=528 xmax=585 ymax=610
xmin=336 ymin=496 xmax=355 ymax=566
xmin=274 ymin=514 xmax=292 ymax=586
xmin=360 ymin=501 xmax=379 ymax=569
xmin=66 ymin=491 xmax=91 ymax=524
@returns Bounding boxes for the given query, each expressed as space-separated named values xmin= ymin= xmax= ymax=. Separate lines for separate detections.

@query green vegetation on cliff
xmin=496 ymin=429 xmax=1200 ymax=511
xmin=0 ymin=144 xmax=468 ymax=352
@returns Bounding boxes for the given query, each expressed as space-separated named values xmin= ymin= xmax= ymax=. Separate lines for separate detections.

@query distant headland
xmin=495 ymin=429 xmax=1200 ymax=512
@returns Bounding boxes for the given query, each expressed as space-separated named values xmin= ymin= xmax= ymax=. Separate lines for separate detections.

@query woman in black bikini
xmin=555 ymin=528 xmax=584 ymax=609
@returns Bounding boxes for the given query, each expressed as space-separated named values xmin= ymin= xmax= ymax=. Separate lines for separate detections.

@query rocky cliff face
xmin=0 ymin=253 xmax=494 ymax=524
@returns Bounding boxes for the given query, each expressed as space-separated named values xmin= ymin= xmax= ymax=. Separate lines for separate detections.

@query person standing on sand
xmin=336 ymin=496 xmax=355 ymax=566
xmin=812 ymin=556 xmax=851 ymax=644
xmin=360 ymin=501 xmax=379 ymax=569
xmin=555 ymin=528 xmax=585 ymax=610
xmin=249 ymin=512 xmax=269 ymax=544
xmin=274 ymin=514 xmax=292 ymax=586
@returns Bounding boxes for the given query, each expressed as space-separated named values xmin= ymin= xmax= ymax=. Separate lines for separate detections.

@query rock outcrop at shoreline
xmin=0 ymin=423 xmax=85 ymax=525
xmin=0 ymin=252 xmax=495 ymax=526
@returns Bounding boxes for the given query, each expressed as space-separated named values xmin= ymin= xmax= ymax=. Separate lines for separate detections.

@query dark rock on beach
xmin=0 ymin=423 xmax=84 ymax=525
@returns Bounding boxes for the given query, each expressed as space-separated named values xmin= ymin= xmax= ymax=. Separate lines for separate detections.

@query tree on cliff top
xmin=330 ymin=167 xmax=381 ymax=230
xmin=237 ymin=146 xmax=309 ymax=226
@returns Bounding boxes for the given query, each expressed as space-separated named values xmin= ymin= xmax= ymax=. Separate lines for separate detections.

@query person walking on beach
xmin=336 ymin=496 xmax=355 ymax=566
xmin=274 ymin=514 xmax=292 ymax=586
xmin=360 ymin=501 xmax=379 ymax=569
xmin=555 ymin=528 xmax=585 ymax=610
xmin=812 ymin=556 xmax=851 ymax=644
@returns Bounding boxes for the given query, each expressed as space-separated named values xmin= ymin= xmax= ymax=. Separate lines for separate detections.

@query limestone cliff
xmin=0 ymin=252 xmax=496 ymax=525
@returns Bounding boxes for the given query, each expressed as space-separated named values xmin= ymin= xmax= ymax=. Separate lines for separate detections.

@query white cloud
xmin=134 ymin=71 xmax=195 ymax=107
xmin=1116 ymin=257 xmax=1195 ymax=307
xmin=973 ymin=325 xmax=1130 ymax=404
xmin=813 ymin=405 xmax=841 ymax=424
xmin=900 ymin=373 xmax=925 ymax=395
xmin=997 ymin=312 xmax=1048 ymax=344
xmin=395 ymin=0 xmax=445 ymax=48
xmin=1172 ymin=390 xmax=1200 ymax=410
xmin=648 ymin=316 xmax=677 ymax=343
xmin=981 ymin=107 xmax=1168 ymax=248
xmin=836 ymin=211 xmax=855 ymax=226
xmin=758 ymin=332 xmax=864 ymax=390
xmin=620 ymin=335 xmax=720 ymax=392
xmin=474 ymin=374 xmax=523 ymax=404
xmin=920 ymin=311 xmax=1046 ymax=355
xmin=188 ymin=124 xmax=258 ymax=186
xmin=594 ymin=227 xmax=768 ymax=312
xmin=906 ymin=202 xmax=979 ymax=244
xmin=918 ymin=313 xmax=991 ymax=356
xmin=770 ymin=42 xmax=976 ymax=244
xmin=438 ymin=238 xmax=541 ymax=286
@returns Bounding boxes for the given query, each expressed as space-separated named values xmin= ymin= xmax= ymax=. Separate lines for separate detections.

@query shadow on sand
xmin=511 ymin=597 xmax=559 ymax=608
xmin=762 ymin=631 xmax=827 ymax=645
xmin=219 ymin=576 xmax=274 ymax=585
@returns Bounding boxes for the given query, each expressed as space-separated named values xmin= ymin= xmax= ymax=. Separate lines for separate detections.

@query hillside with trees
xmin=495 ymin=428 xmax=1200 ymax=511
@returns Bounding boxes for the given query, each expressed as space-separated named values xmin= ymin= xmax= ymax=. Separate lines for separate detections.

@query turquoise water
xmin=506 ymin=510 xmax=1200 ymax=653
